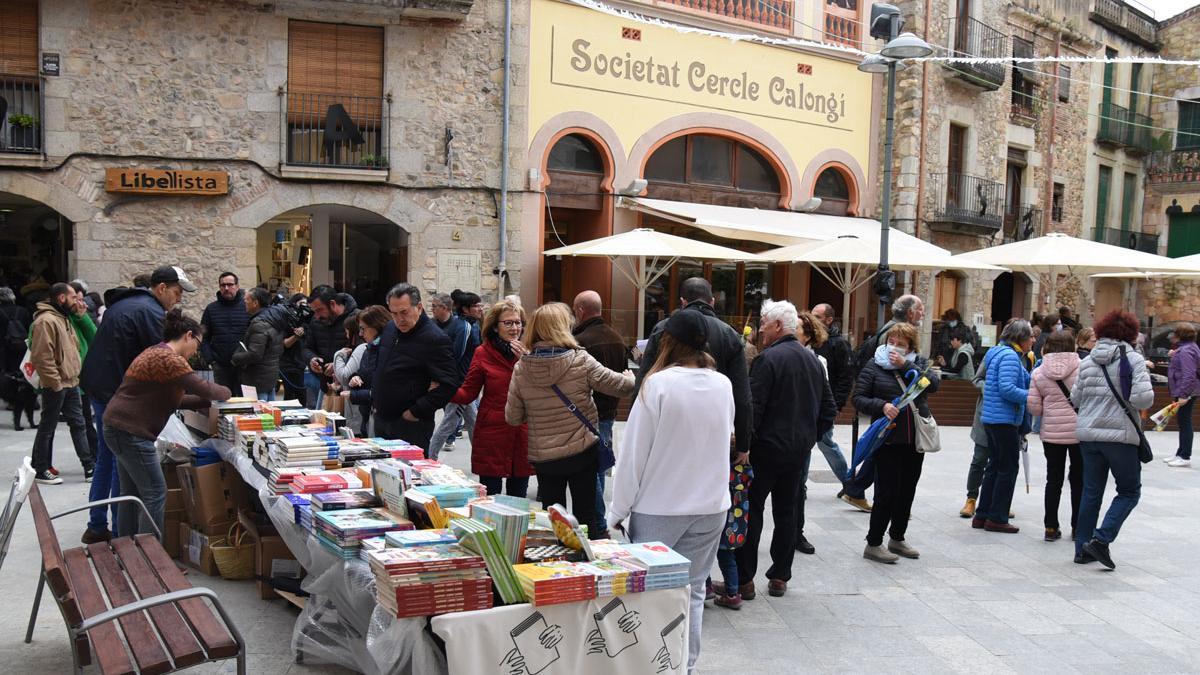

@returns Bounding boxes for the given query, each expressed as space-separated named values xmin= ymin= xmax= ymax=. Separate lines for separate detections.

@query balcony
xmin=282 ymin=91 xmax=390 ymax=170
xmin=926 ymin=172 xmax=1005 ymax=235
xmin=942 ymin=17 xmax=1007 ymax=90
xmin=246 ymin=0 xmax=475 ymax=20
xmin=0 ymin=76 xmax=42 ymax=154
xmin=1096 ymin=227 xmax=1158 ymax=253
xmin=1090 ymin=0 xmax=1159 ymax=50
xmin=1002 ymin=204 xmax=1043 ymax=243
xmin=658 ymin=0 xmax=794 ymax=31
xmin=1010 ymin=92 xmax=1038 ymax=127
xmin=1097 ymin=101 xmax=1153 ymax=153
xmin=1147 ymin=150 xmax=1200 ymax=184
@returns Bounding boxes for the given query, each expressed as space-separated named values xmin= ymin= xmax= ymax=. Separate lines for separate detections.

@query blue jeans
xmin=1076 ymin=441 xmax=1141 ymax=555
xmin=814 ymin=427 xmax=850 ymax=483
xmin=978 ymin=424 xmax=1020 ymax=524
xmin=716 ymin=547 xmax=739 ymax=593
xmin=105 ymin=425 xmax=166 ymax=538
xmin=596 ymin=419 xmax=614 ymax=528
xmin=304 ymin=371 xmax=324 ymax=410
xmin=1177 ymin=398 xmax=1196 ymax=460
xmin=87 ymin=400 xmax=120 ymax=535
xmin=428 ymin=400 xmax=477 ymax=460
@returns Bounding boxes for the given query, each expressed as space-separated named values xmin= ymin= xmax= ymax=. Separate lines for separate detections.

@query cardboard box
xmin=163 ymin=515 xmax=182 ymax=557
xmin=165 ymin=488 xmax=183 ymax=513
xmin=182 ymin=407 xmax=218 ymax=437
xmin=184 ymin=525 xmax=222 ymax=576
xmin=176 ymin=462 xmax=239 ymax=534
xmin=241 ymin=513 xmax=302 ymax=599
xmin=163 ymin=462 xmax=182 ymax=490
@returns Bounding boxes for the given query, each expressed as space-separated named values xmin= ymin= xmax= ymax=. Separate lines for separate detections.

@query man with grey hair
xmin=372 ymin=283 xmax=461 ymax=454
xmin=735 ymin=299 xmax=836 ymax=600
xmin=427 ymin=291 xmax=478 ymax=458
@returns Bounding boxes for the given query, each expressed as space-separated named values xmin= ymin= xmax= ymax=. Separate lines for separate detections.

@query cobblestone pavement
xmin=2 ymin=420 xmax=1197 ymax=674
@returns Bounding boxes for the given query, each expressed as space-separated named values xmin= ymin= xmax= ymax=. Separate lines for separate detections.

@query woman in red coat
xmin=451 ymin=299 xmax=534 ymax=496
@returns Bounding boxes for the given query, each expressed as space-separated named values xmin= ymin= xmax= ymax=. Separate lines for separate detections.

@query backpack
xmin=2 ymin=312 xmax=26 ymax=356
xmin=850 ymin=320 xmax=894 ymax=381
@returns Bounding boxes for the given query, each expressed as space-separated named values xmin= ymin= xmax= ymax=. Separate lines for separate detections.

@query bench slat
xmin=63 ymin=547 xmax=135 ymax=675
xmin=27 ymin=485 xmax=90 ymax=666
xmin=110 ymin=537 xmax=206 ymax=669
xmin=134 ymin=534 xmax=238 ymax=659
xmin=88 ymin=542 xmax=173 ymax=675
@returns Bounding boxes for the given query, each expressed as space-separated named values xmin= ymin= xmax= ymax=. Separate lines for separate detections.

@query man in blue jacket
xmin=426 ymin=292 xmax=478 ymax=459
xmin=371 ymin=284 xmax=461 ymax=455
xmin=200 ymin=272 xmax=249 ymax=392
xmin=79 ymin=265 xmax=195 ymax=544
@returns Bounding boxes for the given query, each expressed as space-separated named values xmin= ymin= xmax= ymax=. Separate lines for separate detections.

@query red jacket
xmin=452 ymin=340 xmax=533 ymax=478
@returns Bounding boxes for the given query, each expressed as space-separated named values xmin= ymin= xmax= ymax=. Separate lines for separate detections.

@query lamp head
xmin=881 ymin=32 xmax=934 ymax=59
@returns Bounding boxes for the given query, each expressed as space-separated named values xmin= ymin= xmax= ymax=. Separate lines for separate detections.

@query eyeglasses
xmin=219 ymin=282 xmax=237 ymax=288
xmin=500 ymin=320 xmax=524 ymax=328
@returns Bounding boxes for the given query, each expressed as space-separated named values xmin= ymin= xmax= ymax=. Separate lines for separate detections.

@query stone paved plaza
xmin=2 ymin=421 xmax=1198 ymax=674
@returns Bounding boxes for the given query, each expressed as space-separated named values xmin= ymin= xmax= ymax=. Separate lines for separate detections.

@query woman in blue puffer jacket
xmin=974 ymin=319 xmax=1034 ymax=534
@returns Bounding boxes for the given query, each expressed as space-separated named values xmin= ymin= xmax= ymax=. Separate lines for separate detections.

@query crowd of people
xmin=18 ymin=264 xmax=1200 ymax=673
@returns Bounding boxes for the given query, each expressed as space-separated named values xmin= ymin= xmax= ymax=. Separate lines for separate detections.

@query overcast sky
xmin=1146 ymin=0 xmax=1199 ymax=19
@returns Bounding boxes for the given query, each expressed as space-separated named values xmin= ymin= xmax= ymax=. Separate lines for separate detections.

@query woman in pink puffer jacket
xmin=1027 ymin=331 xmax=1082 ymax=543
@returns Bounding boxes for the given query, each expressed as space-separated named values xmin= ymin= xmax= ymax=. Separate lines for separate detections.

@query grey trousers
xmin=628 ymin=511 xmax=725 ymax=674
xmin=966 ymin=442 xmax=989 ymax=499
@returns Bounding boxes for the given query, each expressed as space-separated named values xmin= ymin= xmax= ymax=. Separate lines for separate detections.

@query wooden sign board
xmin=105 ymin=168 xmax=229 ymax=196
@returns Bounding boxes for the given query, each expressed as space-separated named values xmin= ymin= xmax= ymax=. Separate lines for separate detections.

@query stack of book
xmin=512 ymin=561 xmax=597 ymax=606
xmin=272 ymin=435 xmax=341 ymax=468
xmin=404 ymin=488 xmax=450 ymax=529
xmin=621 ymin=542 xmax=691 ymax=590
xmin=470 ymin=500 xmax=530 ymax=563
xmin=417 ymin=465 xmax=487 ymax=499
xmin=310 ymin=489 xmax=380 ymax=512
xmin=338 ymin=439 xmax=391 ymax=465
xmin=577 ymin=559 xmax=647 ymax=597
xmin=522 ymin=544 xmax=580 ymax=563
xmin=311 ymin=507 xmax=414 ymax=559
xmin=367 ymin=545 xmax=493 ymax=618
xmin=413 ymin=484 xmax=477 ymax=509
xmin=291 ymin=470 xmax=365 ymax=494
xmin=385 ymin=529 xmax=458 ymax=548
xmin=359 ymin=536 xmax=387 ymax=562
xmin=282 ymin=493 xmax=311 ymax=524
xmin=268 ymin=467 xmax=320 ymax=495
xmin=367 ymin=438 xmax=426 ymax=461
xmin=450 ymin=518 xmax=524 ymax=605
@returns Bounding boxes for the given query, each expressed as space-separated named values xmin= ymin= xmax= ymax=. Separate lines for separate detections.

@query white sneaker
xmin=1167 ymin=457 xmax=1192 ymax=468
xmin=1162 ymin=455 xmax=1175 ymax=463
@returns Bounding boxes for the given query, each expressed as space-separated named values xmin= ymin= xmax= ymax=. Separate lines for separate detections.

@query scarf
xmin=873 ymin=343 xmax=916 ymax=370
xmin=489 ymin=332 xmax=515 ymax=361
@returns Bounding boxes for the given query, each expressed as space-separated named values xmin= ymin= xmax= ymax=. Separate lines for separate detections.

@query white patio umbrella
xmin=763 ymin=234 xmax=1007 ymax=330
xmin=1091 ymin=252 xmax=1200 ymax=279
xmin=543 ymin=228 xmax=763 ymax=337
xmin=953 ymin=232 xmax=1200 ymax=306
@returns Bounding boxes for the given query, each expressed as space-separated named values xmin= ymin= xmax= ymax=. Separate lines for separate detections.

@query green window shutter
xmin=1179 ymin=100 xmax=1200 ymax=150
xmin=1168 ymin=214 xmax=1200 ymax=257
xmin=1120 ymin=172 xmax=1136 ymax=233
xmin=1095 ymin=166 xmax=1112 ymax=241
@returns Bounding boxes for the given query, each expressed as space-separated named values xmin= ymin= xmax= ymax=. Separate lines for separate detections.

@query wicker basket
xmin=211 ymin=522 xmax=255 ymax=580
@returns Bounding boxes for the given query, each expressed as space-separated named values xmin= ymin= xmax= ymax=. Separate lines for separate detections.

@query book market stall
xmin=173 ymin=399 xmax=690 ymax=675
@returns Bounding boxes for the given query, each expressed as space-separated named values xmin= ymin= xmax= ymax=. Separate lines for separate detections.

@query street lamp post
xmin=860 ymin=4 xmax=933 ymax=329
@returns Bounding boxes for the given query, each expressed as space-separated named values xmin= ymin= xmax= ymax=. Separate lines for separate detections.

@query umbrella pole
xmin=637 ymin=254 xmax=647 ymax=339
xmin=842 ymin=261 xmax=852 ymax=343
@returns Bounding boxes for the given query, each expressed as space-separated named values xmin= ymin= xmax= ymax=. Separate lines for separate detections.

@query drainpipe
xmin=498 ymin=0 xmax=513 ymax=296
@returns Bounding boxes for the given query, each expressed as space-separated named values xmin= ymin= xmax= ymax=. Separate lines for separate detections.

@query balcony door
xmin=947 ymin=124 xmax=966 ymax=208
xmin=1178 ymin=100 xmax=1200 ymax=150
xmin=954 ymin=0 xmax=971 ymax=54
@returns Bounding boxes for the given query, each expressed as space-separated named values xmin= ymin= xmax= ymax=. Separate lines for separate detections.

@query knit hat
xmin=665 ymin=310 xmax=708 ymax=350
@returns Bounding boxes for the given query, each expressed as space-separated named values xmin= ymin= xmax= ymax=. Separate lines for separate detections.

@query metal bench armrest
xmin=50 ymin=496 xmax=162 ymax=539
xmin=75 ymin=586 xmax=247 ymax=658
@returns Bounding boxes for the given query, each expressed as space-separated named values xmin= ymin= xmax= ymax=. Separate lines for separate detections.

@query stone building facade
xmin=0 ymin=0 xmax=528 ymax=308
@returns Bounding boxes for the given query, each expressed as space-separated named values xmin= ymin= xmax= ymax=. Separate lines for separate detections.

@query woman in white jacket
xmin=608 ymin=310 xmax=734 ymax=674
xmin=1071 ymin=310 xmax=1153 ymax=570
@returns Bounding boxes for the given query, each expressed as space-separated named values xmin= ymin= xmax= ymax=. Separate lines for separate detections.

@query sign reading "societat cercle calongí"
xmin=551 ymin=27 xmax=856 ymax=131
xmin=104 ymin=168 xmax=229 ymax=196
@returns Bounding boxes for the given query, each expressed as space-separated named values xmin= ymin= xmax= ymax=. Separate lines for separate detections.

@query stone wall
xmin=3 ymin=0 xmax=529 ymax=302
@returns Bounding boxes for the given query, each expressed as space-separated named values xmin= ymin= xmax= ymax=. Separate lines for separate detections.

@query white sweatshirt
xmin=607 ymin=366 xmax=735 ymax=529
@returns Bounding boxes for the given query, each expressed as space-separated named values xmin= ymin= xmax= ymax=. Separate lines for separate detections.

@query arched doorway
xmin=0 ymin=191 xmax=73 ymax=308
xmin=639 ymin=132 xmax=785 ymax=334
xmin=991 ymin=272 xmax=1030 ymax=325
xmin=812 ymin=164 xmax=858 ymax=216
xmin=541 ymin=132 xmax=613 ymax=307
xmin=255 ymin=204 xmax=408 ymax=307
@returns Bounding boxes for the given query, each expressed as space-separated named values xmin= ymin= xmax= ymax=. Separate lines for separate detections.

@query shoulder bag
xmin=549 ymin=384 xmax=616 ymax=471
xmin=1098 ymin=362 xmax=1152 ymax=464
xmin=1053 ymin=380 xmax=1079 ymax=413
xmin=894 ymin=373 xmax=940 ymax=453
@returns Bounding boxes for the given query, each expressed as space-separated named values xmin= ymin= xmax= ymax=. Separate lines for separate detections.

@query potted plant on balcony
xmin=359 ymin=154 xmax=388 ymax=170
xmin=7 ymin=113 xmax=38 ymax=149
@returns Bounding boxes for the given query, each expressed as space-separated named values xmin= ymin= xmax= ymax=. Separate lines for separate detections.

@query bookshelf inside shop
xmin=269 ymin=222 xmax=311 ymax=295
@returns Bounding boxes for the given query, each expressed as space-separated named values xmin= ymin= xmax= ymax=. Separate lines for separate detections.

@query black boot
xmin=13 ymin=410 xmax=21 ymax=431
xmin=1082 ymin=538 xmax=1115 ymax=570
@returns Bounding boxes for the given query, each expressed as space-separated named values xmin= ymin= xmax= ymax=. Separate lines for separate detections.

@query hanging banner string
xmin=919 ymin=55 xmax=1200 ymax=66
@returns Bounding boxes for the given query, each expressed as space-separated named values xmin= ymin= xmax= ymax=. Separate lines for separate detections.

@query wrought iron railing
xmin=659 ymin=0 xmax=793 ymax=31
xmin=1147 ymin=150 xmax=1200 ymax=183
xmin=282 ymin=91 xmax=390 ymax=169
xmin=1097 ymin=101 xmax=1152 ymax=152
xmin=1091 ymin=0 xmax=1158 ymax=48
xmin=0 ymin=76 xmax=42 ymax=154
xmin=1002 ymin=205 xmax=1042 ymax=243
xmin=1096 ymin=227 xmax=1158 ymax=253
xmin=943 ymin=16 xmax=1006 ymax=89
xmin=1123 ymin=109 xmax=1152 ymax=153
xmin=929 ymin=172 xmax=1005 ymax=231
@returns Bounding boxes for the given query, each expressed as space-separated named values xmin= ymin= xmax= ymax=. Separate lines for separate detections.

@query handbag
xmin=894 ymin=374 xmax=940 ymax=453
xmin=1099 ymin=360 xmax=1152 ymax=464
xmin=549 ymin=384 xmax=615 ymax=471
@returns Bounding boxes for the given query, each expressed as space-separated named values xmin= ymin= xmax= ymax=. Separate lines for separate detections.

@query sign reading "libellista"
xmin=104 ymin=168 xmax=229 ymax=196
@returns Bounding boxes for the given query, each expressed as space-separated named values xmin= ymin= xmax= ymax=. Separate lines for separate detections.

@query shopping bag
xmin=18 ymin=348 xmax=38 ymax=389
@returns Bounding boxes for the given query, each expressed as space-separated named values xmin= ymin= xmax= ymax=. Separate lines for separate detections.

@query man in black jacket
xmin=231 ymin=287 xmax=288 ymax=400
xmin=301 ymin=287 xmax=356 ymax=408
xmin=200 ymin=272 xmax=249 ymax=392
xmin=637 ymin=278 xmax=751 ymax=458
xmin=371 ymin=284 xmax=461 ymax=454
xmin=809 ymin=304 xmax=869 ymax=514
xmin=735 ymin=299 xmax=836 ymax=600
xmin=572 ymin=290 xmax=628 ymax=533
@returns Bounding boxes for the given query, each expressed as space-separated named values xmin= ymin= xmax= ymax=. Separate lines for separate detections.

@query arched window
xmin=644 ymin=134 xmax=781 ymax=208
xmin=547 ymin=133 xmax=604 ymax=173
xmin=813 ymin=166 xmax=854 ymax=216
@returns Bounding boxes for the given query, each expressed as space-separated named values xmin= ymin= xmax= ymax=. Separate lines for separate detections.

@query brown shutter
xmin=287 ymin=21 xmax=383 ymax=123
xmin=0 ymin=0 xmax=39 ymax=77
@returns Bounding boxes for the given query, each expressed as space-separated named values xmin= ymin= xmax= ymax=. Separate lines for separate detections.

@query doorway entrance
xmin=990 ymin=271 xmax=1029 ymax=325
xmin=0 ymin=191 xmax=72 ymax=308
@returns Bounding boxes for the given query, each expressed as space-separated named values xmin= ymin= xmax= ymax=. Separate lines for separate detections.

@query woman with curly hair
xmin=1071 ymin=310 xmax=1153 ymax=569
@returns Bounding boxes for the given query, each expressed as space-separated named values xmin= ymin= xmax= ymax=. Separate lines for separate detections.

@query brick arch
xmin=539 ymin=128 xmax=618 ymax=193
xmin=800 ymin=150 xmax=867 ymax=217
xmin=0 ymin=171 xmax=99 ymax=223
xmin=528 ymin=113 xmax=627 ymax=190
xmin=229 ymin=181 xmax=435 ymax=234
xmin=626 ymin=113 xmax=799 ymax=208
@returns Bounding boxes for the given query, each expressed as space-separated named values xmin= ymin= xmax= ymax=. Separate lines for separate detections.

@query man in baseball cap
xmin=150 ymin=265 xmax=197 ymax=293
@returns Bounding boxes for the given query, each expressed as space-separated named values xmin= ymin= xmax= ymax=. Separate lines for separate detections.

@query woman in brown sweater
xmin=104 ymin=310 xmax=230 ymax=538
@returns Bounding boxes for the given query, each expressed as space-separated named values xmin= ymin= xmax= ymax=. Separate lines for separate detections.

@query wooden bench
xmin=24 ymin=485 xmax=245 ymax=674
